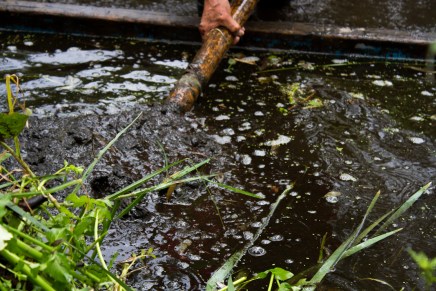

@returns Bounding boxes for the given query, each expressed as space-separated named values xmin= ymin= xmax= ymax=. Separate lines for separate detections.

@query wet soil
xmin=1 ymin=31 xmax=435 ymax=290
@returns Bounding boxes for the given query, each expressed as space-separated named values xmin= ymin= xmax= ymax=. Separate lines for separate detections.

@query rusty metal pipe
xmin=166 ymin=0 xmax=259 ymax=112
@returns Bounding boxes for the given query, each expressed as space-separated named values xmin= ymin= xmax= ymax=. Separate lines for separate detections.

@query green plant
xmin=409 ymin=249 xmax=436 ymax=290
xmin=209 ymin=183 xmax=431 ymax=291
xmin=0 ymin=75 xmax=237 ymax=290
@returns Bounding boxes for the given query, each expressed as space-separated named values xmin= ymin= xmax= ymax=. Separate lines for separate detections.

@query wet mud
xmin=1 ymin=31 xmax=435 ymax=290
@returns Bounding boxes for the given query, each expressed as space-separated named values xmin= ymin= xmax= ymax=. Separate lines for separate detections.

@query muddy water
xmin=1 ymin=31 xmax=435 ymax=290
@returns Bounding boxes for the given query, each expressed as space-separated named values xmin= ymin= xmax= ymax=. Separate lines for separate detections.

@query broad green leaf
xmin=66 ymin=193 xmax=90 ymax=207
xmin=0 ymin=224 xmax=12 ymax=251
xmin=271 ymin=267 xmax=294 ymax=281
xmin=278 ymin=282 xmax=295 ymax=291
xmin=0 ymin=112 xmax=28 ymax=139
xmin=46 ymin=227 xmax=70 ymax=245
xmin=73 ymin=217 xmax=94 ymax=237
xmin=44 ymin=253 xmax=73 ymax=284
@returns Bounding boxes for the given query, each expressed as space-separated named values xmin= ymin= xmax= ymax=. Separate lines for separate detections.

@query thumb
xmin=222 ymin=15 xmax=241 ymax=34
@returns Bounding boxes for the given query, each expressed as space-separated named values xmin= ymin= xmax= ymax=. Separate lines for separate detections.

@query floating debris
xmin=253 ymin=150 xmax=266 ymax=156
xmin=339 ymin=173 xmax=357 ymax=181
xmin=409 ymin=116 xmax=424 ymax=122
xmin=233 ymin=56 xmax=260 ymax=65
xmin=265 ymin=135 xmax=293 ymax=147
xmin=225 ymin=75 xmax=239 ymax=82
xmin=408 ymin=137 xmax=425 ymax=144
xmin=215 ymin=115 xmax=231 ymax=121
xmin=212 ymin=135 xmax=231 ymax=144
xmin=421 ymin=90 xmax=433 ymax=96
xmin=332 ymin=59 xmax=349 ymax=64
xmin=350 ymin=92 xmax=365 ymax=100
xmin=372 ymin=80 xmax=393 ymax=87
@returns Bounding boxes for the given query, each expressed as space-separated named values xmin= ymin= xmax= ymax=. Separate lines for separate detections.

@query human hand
xmin=199 ymin=0 xmax=245 ymax=44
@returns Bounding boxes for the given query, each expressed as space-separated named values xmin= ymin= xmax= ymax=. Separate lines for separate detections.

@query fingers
xmin=199 ymin=19 xmax=245 ymax=44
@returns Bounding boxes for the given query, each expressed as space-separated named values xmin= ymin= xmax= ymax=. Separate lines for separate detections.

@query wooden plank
xmin=0 ymin=1 xmax=434 ymax=60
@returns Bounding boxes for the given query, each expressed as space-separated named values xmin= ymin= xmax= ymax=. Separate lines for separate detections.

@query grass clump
xmin=0 ymin=74 xmax=227 ymax=290
xmin=209 ymin=182 xmax=431 ymax=291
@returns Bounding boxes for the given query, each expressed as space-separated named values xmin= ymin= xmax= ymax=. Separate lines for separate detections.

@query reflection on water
xmin=1 ymin=32 xmax=435 ymax=290
xmin=0 ymin=33 xmax=185 ymax=117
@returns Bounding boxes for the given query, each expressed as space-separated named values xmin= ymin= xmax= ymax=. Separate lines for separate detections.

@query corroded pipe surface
xmin=166 ymin=0 xmax=259 ymax=112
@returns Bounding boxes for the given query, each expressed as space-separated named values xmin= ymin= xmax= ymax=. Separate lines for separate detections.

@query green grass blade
xmin=352 ymin=210 xmax=394 ymax=246
xmin=343 ymin=228 xmax=403 ymax=259
xmin=114 ymin=174 xmax=215 ymax=219
xmin=206 ymin=250 xmax=243 ymax=291
xmin=105 ymin=159 xmax=185 ymax=201
xmin=169 ymin=159 xmax=210 ymax=179
xmin=206 ymin=185 xmax=293 ymax=290
xmin=206 ymin=179 xmax=264 ymax=199
xmin=309 ymin=191 xmax=381 ymax=284
xmin=6 ymin=202 xmax=49 ymax=231
xmin=73 ymin=113 xmax=143 ymax=194
xmin=373 ymin=183 xmax=431 ymax=237
xmin=7 ymin=179 xmax=82 ymax=198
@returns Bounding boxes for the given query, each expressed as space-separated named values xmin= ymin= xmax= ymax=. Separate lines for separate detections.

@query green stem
xmin=5 ymin=75 xmax=14 ymax=114
xmin=217 ymin=277 xmax=247 ymax=291
xmin=7 ymin=179 xmax=82 ymax=198
xmin=94 ymin=211 xmax=108 ymax=271
xmin=1 ymin=224 xmax=55 ymax=252
xmin=0 ymin=249 xmax=56 ymax=291
xmin=0 ymin=141 xmax=34 ymax=177
xmin=267 ymin=274 xmax=274 ymax=291
xmin=15 ymin=238 xmax=43 ymax=260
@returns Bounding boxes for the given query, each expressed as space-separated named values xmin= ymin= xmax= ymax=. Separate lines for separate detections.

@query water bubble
xmin=325 ymin=196 xmax=339 ymax=204
xmin=248 ymin=246 xmax=266 ymax=257
xmin=241 ymin=155 xmax=252 ymax=165
xmin=251 ymin=222 xmax=262 ymax=228
xmin=243 ymin=231 xmax=254 ymax=240
xmin=270 ymin=234 xmax=284 ymax=241
xmin=285 ymin=259 xmax=294 ymax=264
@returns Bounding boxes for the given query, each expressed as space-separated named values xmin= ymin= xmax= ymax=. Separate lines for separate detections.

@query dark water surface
xmin=1 ymin=31 xmax=435 ymax=290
